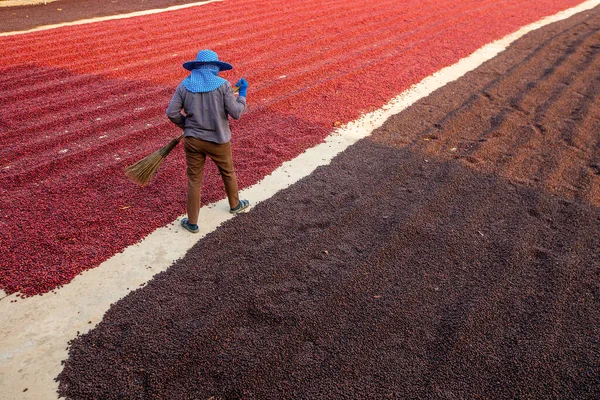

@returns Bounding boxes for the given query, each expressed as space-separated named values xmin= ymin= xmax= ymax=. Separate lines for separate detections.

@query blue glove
xmin=235 ymin=78 xmax=248 ymax=97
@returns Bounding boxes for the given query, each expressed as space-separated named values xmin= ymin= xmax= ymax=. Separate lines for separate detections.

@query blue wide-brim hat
xmin=183 ymin=49 xmax=233 ymax=71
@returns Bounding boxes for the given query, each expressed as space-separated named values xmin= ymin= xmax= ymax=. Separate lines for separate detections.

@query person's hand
xmin=235 ymin=78 xmax=248 ymax=97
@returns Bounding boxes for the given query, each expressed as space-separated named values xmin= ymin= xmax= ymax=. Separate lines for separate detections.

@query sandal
xmin=180 ymin=217 xmax=199 ymax=233
xmin=230 ymin=199 xmax=250 ymax=214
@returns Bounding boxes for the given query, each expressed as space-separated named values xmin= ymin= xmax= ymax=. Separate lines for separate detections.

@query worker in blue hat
xmin=166 ymin=49 xmax=249 ymax=233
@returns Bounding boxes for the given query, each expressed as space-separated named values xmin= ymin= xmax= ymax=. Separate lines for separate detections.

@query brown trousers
xmin=183 ymin=137 xmax=239 ymax=224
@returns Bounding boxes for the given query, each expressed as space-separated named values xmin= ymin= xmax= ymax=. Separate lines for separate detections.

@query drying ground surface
xmin=0 ymin=0 xmax=210 ymax=32
xmin=0 ymin=0 xmax=589 ymax=296
xmin=58 ymin=7 xmax=600 ymax=400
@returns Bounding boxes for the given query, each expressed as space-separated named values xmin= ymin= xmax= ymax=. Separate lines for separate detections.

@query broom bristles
xmin=124 ymin=134 xmax=183 ymax=186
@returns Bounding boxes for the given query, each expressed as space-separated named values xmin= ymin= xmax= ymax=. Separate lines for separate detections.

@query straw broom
xmin=124 ymin=133 xmax=184 ymax=186
xmin=125 ymin=86 xmax=240 ymax=186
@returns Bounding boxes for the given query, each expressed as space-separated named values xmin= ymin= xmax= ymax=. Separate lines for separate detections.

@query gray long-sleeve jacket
xmin=166 ymin=81 xmax=246 ymax=144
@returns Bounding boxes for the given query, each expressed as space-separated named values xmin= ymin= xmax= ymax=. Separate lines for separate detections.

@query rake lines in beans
xmin=473 ymin=19 xmax=599 ymax=196
xmin=0 ymin=0 xmax=348 ymax=65
xmin=0 ymin=0 xmax=415 ymax=90
xmin=404 ymin=10 xmax=597 ymax=161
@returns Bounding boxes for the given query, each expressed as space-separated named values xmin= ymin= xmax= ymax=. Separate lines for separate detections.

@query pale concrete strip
xmin=0 ymin=0 xmax=58 ymax=7
xmin=0 ymin=0 xmax=222 ymax=36
xmin=1 ymin=1 xmax=599 ymax=398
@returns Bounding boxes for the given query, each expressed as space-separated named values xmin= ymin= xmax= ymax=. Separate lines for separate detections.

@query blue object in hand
xmin=235 ymin=78 xmax=248 ymax=97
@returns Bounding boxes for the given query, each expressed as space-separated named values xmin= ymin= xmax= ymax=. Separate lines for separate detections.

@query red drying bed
xmin=0 ymin=0 xmax=586 ymax=296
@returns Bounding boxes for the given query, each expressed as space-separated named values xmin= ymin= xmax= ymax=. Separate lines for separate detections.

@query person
xmin=166 ymin=49 xmax=249 ymax=234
